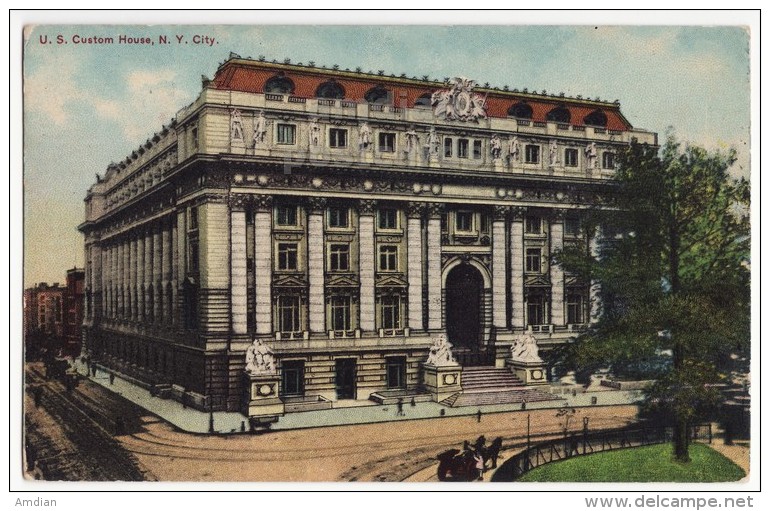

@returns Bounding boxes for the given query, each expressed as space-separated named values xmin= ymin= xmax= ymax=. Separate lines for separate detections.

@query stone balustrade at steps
xmin=441 ymin=367 xmax=563 ymax=408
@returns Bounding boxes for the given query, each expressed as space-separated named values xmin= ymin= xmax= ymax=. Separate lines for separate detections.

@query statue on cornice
xmin=490 ymin=135 xmax=502 ymax=160
xmin=425 ymin=334 xmax=459 ymax=367
xmin=431 ymin=77 xmax=488 ymax=122
xmin=253 ymin=111 xmax=267 ymax=146
xmin=245 ymin=339 xmax=277 ymax=375
xmin=508 ymin=136 xmax=520 ymax=162
xmin=230 ymin=108 xmax=244 ymax=141
xmin=359 ymin=122 xmax=372 ymax=149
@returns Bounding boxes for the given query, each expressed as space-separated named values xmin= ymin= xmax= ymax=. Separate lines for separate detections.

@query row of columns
xmin=227 ymin=196 xmax=599 ymax=337
xmin=93 ymin=217 xmax=176 ymax=325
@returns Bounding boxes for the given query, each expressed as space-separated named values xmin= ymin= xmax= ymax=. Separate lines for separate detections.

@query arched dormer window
xmin=264 ymin=74 xmax=295 ymax=94
xmin=315 ymin=80 xmax=345 ymax=99
xmin=546 ymin=105 xmax=571 ymax=124
xmin=583 ymin=109 xmax=608 ymax=127
xmin=364 ymin=85 xmax=392 ymax=105
xmin=508 ymin=102 xmax=533 ymax=119
xmin=414 ymin=92 xmax=432 ymax=108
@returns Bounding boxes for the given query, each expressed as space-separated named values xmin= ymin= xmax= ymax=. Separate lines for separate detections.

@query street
xmin=24 ymin=363 xmax=640 ymax=482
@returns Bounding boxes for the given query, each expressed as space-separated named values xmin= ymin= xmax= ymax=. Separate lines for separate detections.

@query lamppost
xmin=583 ymin=416 xmax=590 ymax=455
xmin=208 ymin=399 xmax=215 ymax=434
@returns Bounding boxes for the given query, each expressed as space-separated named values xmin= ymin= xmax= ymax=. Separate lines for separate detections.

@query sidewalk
xmin=75 ymin=360 xmax=644 ymax=434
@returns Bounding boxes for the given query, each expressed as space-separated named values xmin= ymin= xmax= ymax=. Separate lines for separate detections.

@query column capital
xmin=492 ymin=205 xmax=510 ymax=221
xmin=306 ymin=196 xmax=327 ymax=214
xmin=228 ymin=193 xmax=253 ymax=211
xmin=426 ymin=202 xmax=444 ymax=219
xmin=358 ymin=199 xmax=377 ymax=216
xmin=407 ymin=201 xmax=426 ymax=218
xmin=549 ymin=208 xmax=568 ymax=221
xmin=253 ymin=194 xmax=274 ymax=212
xmin=511 ymin=206 xmax=527 ymax=220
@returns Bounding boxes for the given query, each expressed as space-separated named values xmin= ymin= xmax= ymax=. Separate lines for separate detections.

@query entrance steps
xmin=440 ymin=366 xmax=563 ymax=408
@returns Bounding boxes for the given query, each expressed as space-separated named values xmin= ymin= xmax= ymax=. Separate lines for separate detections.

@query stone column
xmin=358 ymin=200 xmax=376 ymax=332
xmin=161 ymin=218 xmax=172 ymax=323
xmin=136 ymin=231 xmax=145 ymax=321
xmin=144 ymin=228 xmax=153 ymax=321
xmin=121 ymin=239 xmax=129 ymax=318
xmin=153 ymin=224 xmax=162 ymax=322
xmin=108 ymin=244 xmax=115 ymax=318
xmin=93 ymin=243 xmax=102 ymax=320
xmin=175 ymin=209 xmax=186 ymax=326
xmin=510 ymin=207 xmax=525 ymax=329
xmin=406 ymin=202 xmax=424 ymax=331
xmin=492 ymin=206 xmax=508 ymax=329
xmin=230 ymin=195 xmax=249 ymax=335
xmin=170 ymin=216 xmax=177 ymax=326
xmin=550 ymin=210 xmax=565 ymax=327
xmin=129 ymin=235 xmax=138 ymax=320
xmin=254 ymin=195 xmax=273 ymax=336
xmin=589 ymin=225 xmax=602 ymax=323
xmin=426 ymin=203 xmax=443 ymax=330
xmin=307 ymin=197 xmax=326 ymax=333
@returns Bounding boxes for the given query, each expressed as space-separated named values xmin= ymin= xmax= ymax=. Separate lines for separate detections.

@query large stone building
xmin=24 ymin=268 xmax=85 ymax=356
xmin=79 ymin=57 xmax=656 ymax=415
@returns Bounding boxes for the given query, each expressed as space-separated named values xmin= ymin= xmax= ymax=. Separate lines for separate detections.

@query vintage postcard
xmin=14 ymin=11 xmax=757 ymax=502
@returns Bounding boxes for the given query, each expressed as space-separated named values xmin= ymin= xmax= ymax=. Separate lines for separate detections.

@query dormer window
xmin=315 ymin=80 xmax=345 ymax=99
xmin=415 ymin=92 xmax=432 ymax=108
xmin=508 ymin=102 xmax=533 ymax=119
xmin=364 ymin=85 xmax=392 ymax=105
xmin=584 ymin=109 xmax=608 ymax=127
xmin=264 ymin=74 xmax=295 ymax=94
xmin=546 ymin=106 xmax=571 ymax=124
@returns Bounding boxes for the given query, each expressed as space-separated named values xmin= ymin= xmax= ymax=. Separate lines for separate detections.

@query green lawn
xmin=515 ymin=443 xmax=745 ymax=482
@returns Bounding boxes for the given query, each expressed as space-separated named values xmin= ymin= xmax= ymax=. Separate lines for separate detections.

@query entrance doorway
xmin=445 ymin=264 xmax=484 ymax=353
xmin=335 ymin=358 xmax=357 ymax=399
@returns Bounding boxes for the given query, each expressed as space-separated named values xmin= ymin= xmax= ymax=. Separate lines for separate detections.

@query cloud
xmin=24 ymin=53 xmax=82 ymax=125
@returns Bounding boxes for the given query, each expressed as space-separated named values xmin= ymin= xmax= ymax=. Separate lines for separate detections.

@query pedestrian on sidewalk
xmin=396 ymin=398 xmax=405 ymax=416
xmin=109 ymin=373 xmax=115 ymax=385
xmin=476 ymin=409 xmax=482 ymax=423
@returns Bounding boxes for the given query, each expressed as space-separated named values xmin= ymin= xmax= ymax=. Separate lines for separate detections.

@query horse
xmin=479 ymin=437 xmax=504 ymax=469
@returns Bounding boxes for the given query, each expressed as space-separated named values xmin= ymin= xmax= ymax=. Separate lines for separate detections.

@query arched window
xmin=315 ymin=80 xmax=345 ymax=99
xmin=583 ymin=109 xmax=608 ymax=127
xmin=264 ymin=74 xmax=295 ymax=94
xmin=508 ymin=102 xmax=533 ymax=119
xmin=546 ymin=106 xmax=571 ymax=124
xmin=414 ymin=92 xmax=432 ymax=108
xmin=364 ymin=85 xmax=392 ymax=105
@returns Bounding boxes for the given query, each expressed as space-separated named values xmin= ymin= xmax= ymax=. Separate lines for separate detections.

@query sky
xmin=20 ymin=16 xmax=753 ymax=287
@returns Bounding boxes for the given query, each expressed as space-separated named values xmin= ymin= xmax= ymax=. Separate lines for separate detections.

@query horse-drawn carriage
xmin=437 ymin=436 xmax=503 ymax=482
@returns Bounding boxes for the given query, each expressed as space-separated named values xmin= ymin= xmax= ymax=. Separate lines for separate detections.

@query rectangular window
xmin=379 ymin=245 xmax=398 ymax=272
xmin=526 ymin=248 xmax=542 ymax=273
xmin=278 ymin=295 xmax=301 ymax=333
xmin=378 ymin=209 xmax=398 ymax=230
xmin=281 ymin=360 xmax=305 ymax=396
xmin=386 ymin=357 xmax=406 ymax=389
xmin=188 ymin=206 xmax=199 ymax=231
xmin=480 ymin=214 xmax=490 ymax=234
xmin=188 ymin=239 xmax=199 ymax=272
xmin=440 ymin=213 xmax=448 ymax=233
xmin=329 ymin=128 xmax=348 ymax=148
xmin=456 ymin=211 xmax=473 ymax=232
xmin=379 ymin=295 xmax=401 ymax=330
xmin=458 ymin=138 xmax=469 ymax=158
xmin=567 ymin=292 xmax=586 ymax=324
xmin=565 ymin=217 xmax=581 ymax=237
xmin=527 ymin=294 xmax=547 ymax=326
xmin=276 ymin=205 xmax=298 ymax=226
xmin=277 ymin=243 xmax=298 ymax=271
xmin=525 ymin=144 xmax=540 ymax=164
xmin=564 ymin=148 xmax=579 ymax=167
xmin=329 ymin=244 xmax=350 ymax=271
xmin=191 ymin=127 xmax=199 ymax=150
xmin=525 ymin=216 xmax=542 ymax=235
xmin=473 ymin=140 xmax=482 ymax=159
xmin=444 ymin=138 xmax=453 ymax=158
xmin=379 ymin=132 xmax=396 ymax=152
xmin=327 ymin=207 xmax=349 ymax=228
xmin=277 ymin=124 xmax=296 ymax=145
xmin=602 ymin=152 xmax=616 ymax=169
xmin=330 ymin=296 xmax=351 ymax=331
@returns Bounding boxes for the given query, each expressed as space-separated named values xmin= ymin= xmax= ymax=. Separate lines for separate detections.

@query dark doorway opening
xmin=335 ymin=358 xmax=357 ymax=399
xmin=445 ymin=264 xmax=484 ymax=350
xmin=386 ymin=357 xmax=407 ymax=390
xmin=281 ymin=360 xmax=305 ymax=396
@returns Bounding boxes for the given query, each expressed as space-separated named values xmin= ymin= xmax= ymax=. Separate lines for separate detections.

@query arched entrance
xmin=445 ymin=264 xmax=484 ymax=353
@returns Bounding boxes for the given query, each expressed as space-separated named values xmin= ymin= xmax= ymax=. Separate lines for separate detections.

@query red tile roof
xmin=212 ymin=59 xmax=632 ymax=131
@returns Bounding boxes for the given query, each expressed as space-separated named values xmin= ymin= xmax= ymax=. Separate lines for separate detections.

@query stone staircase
xmin=440 ymin=366 xmax=563 ymax=408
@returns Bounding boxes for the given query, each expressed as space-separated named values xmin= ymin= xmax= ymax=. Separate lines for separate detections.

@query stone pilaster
xmin=426 ymin=203 xmax=443 ymax=330
xmin=407 ymin=202 xmax=424 ymax=331
xmin=550 ymin=210 xmax=565 ymax=327
xmin=175 ymin=209 xmax=186 ymax=326
xmin=254 ymin=195 xmax=273 ymax=335
xmin=358 ymin=199 xmax=376 ymax=332
xmin=129 ymin=235 xmax=138 ymax=320
xmin=307 ymin=197 xmax=326 ymax=333
xmin=162 ymin=219 xmax=172 ymax=323
xmin=231 ymin=209 xmax=248 ymax=334
xmin=510 ymin=207 xmax=525 ymax=328
xmin=121 ymin=239 xmax=129 ymax=318
xmin=492 ymin=206 xmax=508 ymax=329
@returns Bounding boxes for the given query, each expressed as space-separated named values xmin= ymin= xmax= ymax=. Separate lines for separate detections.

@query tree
xmin=555 ymin=135 xmax=750 ymax=462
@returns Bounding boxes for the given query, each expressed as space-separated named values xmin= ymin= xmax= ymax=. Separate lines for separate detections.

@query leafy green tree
xmin=555 ymin=135 xmax=750 ymax=462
